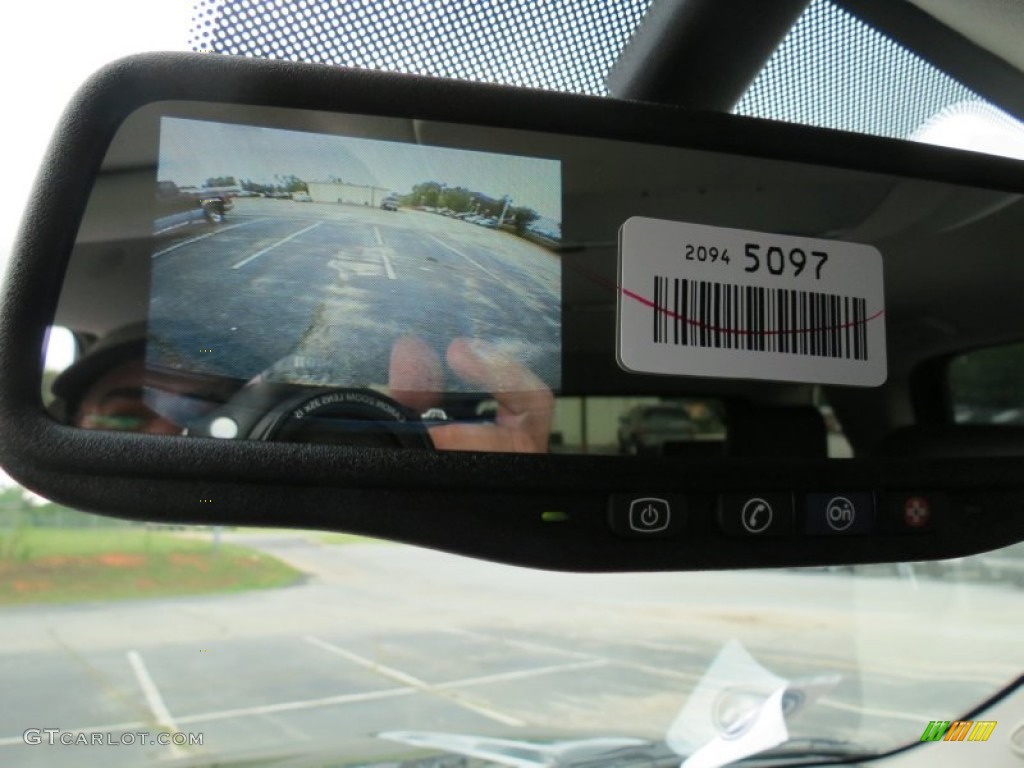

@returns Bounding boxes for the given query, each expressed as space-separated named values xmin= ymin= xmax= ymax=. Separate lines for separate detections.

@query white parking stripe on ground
xmin=304 ymin=635 xmax=525 ymax=727
xmin=440 ymin=695 xmax=526 ymax=728
xmin=0 ymin=690 xmax=417 ymax=747
xmin=176 ymin=687 xmax=415 ymax=725
xmin=304 ymin=635 xmax=427 ymax=688
xmin=816 ymin=697 xmax=931 ymax=723
xmin=448 ymin=628 xmax=983 ymax=707
xmin=441 ymin=628 xmax=594 ymax=659
xmin=231 ymin=221 xmax=323 ymax=269
xmin=152 ymin=219 xmax=262 ymax=258
xmin=127 ymin=650 xmax=185 ymax=758
xmin=630 ymin=638 xmax=706 ymax=655
xmin=427 ymin=234 xmax=502 ymax=281
xmin=433 ymin=658 xmax=609 ymax=689
xmin=0 ymin=638 xmax=625 ymax=745
xmin=444 ymin=628 xmax=701 ymax=683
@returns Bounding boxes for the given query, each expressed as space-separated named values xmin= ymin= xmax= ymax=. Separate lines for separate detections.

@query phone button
xmin=719 ymin=493 xmax=794 ymax=536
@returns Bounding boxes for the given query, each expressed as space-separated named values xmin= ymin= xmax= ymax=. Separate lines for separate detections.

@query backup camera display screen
xmin=146 ymin=117 xmax=562 ymax=393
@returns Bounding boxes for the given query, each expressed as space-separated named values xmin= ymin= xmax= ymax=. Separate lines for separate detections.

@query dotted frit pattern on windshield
xmin=189 ymin=0 xmax=1010 ymax=142
xmin=188 ymin=0 xmax=654 ymax=96
xmin=735 ymin=0 xmax=979 ymax=139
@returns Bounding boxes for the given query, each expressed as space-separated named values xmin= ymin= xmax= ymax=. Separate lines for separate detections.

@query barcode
xmin=651 ymin=276 xmax=870 ymax=360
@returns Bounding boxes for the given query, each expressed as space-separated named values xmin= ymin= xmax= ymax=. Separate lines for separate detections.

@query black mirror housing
xmin=2 ymin=53 xmax=1024 ymax=571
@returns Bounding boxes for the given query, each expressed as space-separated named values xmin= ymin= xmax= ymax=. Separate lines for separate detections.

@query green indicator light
xmin=542 ymin=511 xmax=569 ymax=523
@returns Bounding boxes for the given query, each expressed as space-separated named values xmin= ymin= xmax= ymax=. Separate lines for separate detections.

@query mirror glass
xmin=46 ymin=100 xmax=1024 ymax=458
xmin=950 ymin=342 xmax=1024 ymax=425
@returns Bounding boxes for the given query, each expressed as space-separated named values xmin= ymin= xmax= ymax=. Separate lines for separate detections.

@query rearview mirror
xmin=2 ymin=53 xmax=1023 ymax=571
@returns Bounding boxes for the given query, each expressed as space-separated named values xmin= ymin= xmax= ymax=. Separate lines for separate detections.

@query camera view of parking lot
xmin=148 ymin=118 xmax=561 ymax=393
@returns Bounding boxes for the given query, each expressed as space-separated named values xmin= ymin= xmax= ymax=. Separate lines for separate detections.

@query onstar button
xmin=719 ymin=493 xmax=793 ymax=536
xmin=608 ymin=494 xmax=685 ymax=538
xmin=805 ymin=492 xmax=874 ymax=535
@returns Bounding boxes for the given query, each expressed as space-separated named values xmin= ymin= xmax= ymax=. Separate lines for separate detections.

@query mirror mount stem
xmin=606 ymin=0 xmax=810 ymax=110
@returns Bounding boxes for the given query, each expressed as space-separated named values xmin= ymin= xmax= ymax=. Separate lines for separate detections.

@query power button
xmin=608 ymin=494 xmax=685 ymax=538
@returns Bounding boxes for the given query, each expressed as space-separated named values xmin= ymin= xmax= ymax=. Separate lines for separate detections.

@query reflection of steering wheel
xmin=186 ymin=382 xmax=435 ymax=448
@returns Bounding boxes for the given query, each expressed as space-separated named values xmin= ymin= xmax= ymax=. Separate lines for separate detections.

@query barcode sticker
xmin=617 ymin=217 xmax=886 ymax=386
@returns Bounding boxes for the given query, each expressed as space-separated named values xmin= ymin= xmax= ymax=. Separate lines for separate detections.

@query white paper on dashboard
xmin=667 ymin=639 xmax=842 ymax=768
xmin=681 ymin=688 xmax=788 ymax=768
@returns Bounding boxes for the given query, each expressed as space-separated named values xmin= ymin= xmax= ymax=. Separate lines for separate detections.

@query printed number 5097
xmin=744 ymin=243 xmax=827 ymax=279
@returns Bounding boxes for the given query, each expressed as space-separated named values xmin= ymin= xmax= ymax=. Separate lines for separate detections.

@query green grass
xmin=224 ymin=527 xmax=384 ymax=546
xmin=0 ymin=528 xmax=302 ymax=605
xmin=4 ymin=528 xmax=208 ymax=558
xmin=313 ymin=532 xmax=383 ymax=546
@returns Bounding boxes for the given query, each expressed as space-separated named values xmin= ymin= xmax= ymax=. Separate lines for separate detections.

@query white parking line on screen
xmin=152 ymin=219 xmax=260 ymax=258
xmin=374 ymin=227 xmax=397 ymax=279
xmin=304 ymin=636 xmax=525 ymax=727
xmin=231 ymin=221 xmax=323 ymax=269
xmin=127 ymin=650 xmax=185 ymax=758
xmin=427 ymin=234 xmax=502 ymax=281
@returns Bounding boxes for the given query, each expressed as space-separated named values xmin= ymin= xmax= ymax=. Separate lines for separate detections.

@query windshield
xmin=1 ymin=516 xmax=1022 ymax=765
xmin=2 ymin=2 xmax=1024 ymax=766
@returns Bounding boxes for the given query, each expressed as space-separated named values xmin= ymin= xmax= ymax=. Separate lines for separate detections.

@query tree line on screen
xmin=194 ymin=176 xmax=309 ymax=194
xmin=235 ymin=175 xmax=309 ymax=194
xmin=403 ymin=181 xmax=540 ymax=233
xmin=204 ymin=176 xmax=543 ymax=233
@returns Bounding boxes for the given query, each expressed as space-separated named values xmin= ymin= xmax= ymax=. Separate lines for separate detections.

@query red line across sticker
xmin=619 ymin=285 xmax=884 ymax=337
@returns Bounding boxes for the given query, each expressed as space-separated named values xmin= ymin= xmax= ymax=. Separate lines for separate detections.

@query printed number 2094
xmin=685 ymin=244 xmax=730 ymax=264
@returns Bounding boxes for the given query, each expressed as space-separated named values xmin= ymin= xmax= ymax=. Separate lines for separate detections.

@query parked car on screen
xmin=154 ymin=180 xmax=231 ymax=231
xmin=617 ymin=404 xmax=698 ymax=456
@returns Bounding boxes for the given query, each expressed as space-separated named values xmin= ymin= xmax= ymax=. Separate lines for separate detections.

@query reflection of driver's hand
xmin=389 ymin=336 xmax=553 ymax=453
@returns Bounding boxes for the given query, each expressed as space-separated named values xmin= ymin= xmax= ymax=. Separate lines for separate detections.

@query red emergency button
xmin=883 ymin=493 xmax=943 ymax=533
xmin=903 ymin=496 xmax=931 ymax=528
